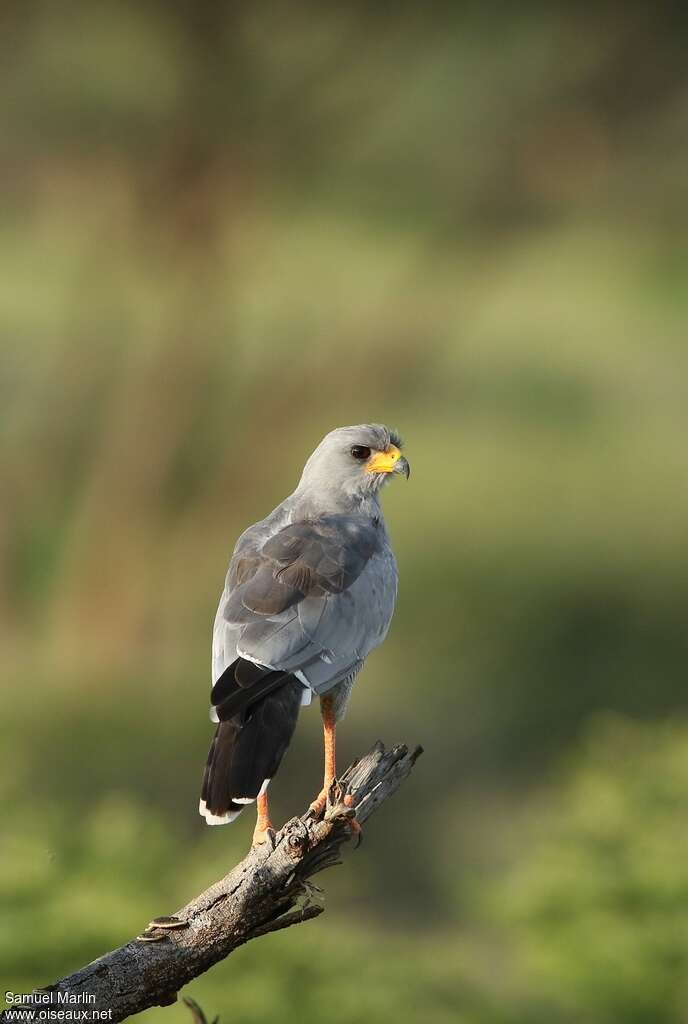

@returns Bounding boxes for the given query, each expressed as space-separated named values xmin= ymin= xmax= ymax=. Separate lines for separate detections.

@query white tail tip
xmin=231 ymin=779 xmax=271 ymax=804
xmin=198 ymin=798 xmax=242 ymax=826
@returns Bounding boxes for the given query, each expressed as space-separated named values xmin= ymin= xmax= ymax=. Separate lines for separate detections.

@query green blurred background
xmin=2 ymin=3 xmax=688 ymax=1022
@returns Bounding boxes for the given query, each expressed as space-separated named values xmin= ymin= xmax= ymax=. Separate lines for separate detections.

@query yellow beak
xmin=366 ymin=445 xmax=402 ymax=474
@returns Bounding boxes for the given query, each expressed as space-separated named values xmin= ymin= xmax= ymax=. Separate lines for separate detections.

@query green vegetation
xmin=493 ymin=718 xmax=688 ymax=1024
xmin=2 ymin=4 xmax=688 ymax=1021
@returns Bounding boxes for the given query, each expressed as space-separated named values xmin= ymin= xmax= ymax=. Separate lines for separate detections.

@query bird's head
xmin=297 ymin=424 xmax=410 ymax=505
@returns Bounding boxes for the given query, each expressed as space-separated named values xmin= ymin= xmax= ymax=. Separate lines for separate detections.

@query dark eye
xmin=351 ymin=445 xmax=371 ymax=460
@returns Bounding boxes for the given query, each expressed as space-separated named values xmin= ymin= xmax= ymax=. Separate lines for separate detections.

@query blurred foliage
xmin=493 ymin=717 xmax=688 ymax=1024
xmin=2 ymin=2 xmax=688 ymax=1022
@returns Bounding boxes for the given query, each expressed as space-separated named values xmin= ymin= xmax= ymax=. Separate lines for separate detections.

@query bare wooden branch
xmin=5 ymin=742 xmax=422 ymax=1024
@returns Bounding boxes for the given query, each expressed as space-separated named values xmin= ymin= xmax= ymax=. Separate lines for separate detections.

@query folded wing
xmin=212 ymin=514 xmax=397 ymax=696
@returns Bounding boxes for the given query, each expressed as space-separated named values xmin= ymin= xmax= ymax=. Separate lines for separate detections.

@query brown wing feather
xmin=224 ymin=516 xmax=380 ymax=624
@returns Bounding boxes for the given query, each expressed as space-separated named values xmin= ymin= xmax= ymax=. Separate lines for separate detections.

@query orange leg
xmin=309 ymin=696 xmax=336 ymax=817
xmin=252 ymin=791 xmax=273 ymax=845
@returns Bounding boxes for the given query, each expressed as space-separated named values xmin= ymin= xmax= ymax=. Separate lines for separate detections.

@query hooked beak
xmin=394 ymin=455 xmax=410 ymax=480
xmin=366 ymin=445 xmax=410 ymax=479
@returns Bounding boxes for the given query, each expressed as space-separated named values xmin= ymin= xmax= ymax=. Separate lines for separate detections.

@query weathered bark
xmin=5 ymin=742 xmax=421 ymax=1024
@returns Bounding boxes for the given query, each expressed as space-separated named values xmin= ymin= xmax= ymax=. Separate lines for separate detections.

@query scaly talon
xmin=252 ymin=791 xmax=275 ymax=846
xmin=252 ymin=824 xmax=275 ymax=846
xmin=339 ymin=792 xmax=362 ymax=845
xmin=308 ymin=788 xmax=328 ymax=819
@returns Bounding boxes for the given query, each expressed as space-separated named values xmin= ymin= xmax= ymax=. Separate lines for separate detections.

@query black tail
xmin=210 ymin=657 xmax=289 ymax=721
xmin=200 ymin=659 xmax=302 ymax=825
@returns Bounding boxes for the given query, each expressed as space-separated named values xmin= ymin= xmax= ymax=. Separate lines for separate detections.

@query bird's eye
xmin=351 ymin=445 xmax=371 ymax=460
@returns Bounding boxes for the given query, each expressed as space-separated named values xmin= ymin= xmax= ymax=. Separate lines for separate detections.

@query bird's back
xmin=212 ymin=497 xmax=397 ymax=696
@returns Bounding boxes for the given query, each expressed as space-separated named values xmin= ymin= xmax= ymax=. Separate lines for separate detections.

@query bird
xmin=199 ymin=423 xmax=409 ymax=845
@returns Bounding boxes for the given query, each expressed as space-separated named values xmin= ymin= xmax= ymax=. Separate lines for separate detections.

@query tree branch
xmin=5 ymin=742 xmax=422 ymax=1024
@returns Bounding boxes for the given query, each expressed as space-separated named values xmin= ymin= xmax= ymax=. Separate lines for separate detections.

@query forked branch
xmin=5 ymin=742 xmax=422 ymax=1024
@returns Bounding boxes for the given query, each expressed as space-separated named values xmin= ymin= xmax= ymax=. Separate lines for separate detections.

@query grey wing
xmin=212 ymin=514 xmax=398 ymax=696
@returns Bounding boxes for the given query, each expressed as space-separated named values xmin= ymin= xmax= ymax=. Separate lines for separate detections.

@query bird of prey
xmin=199 ymin=423 xmax=409 ymax=844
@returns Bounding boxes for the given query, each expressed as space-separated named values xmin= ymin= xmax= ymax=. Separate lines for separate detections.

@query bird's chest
xmin=349 ymin=544 xmax=398 ymax=646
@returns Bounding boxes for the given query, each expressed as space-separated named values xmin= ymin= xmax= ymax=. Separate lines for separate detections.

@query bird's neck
xmin=289 ymin=486 xmax=382 ymax=521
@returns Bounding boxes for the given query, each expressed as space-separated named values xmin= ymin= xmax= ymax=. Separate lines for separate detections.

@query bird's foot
xmin=251 ymin=822 xmax=276 ymax=847
xmin=307 ymin=784 xmax=362 ymax=846
xmin=307 ymin=787 xmax=329 ymax=820
xmin=340 ymin=793 xmax=363 ymax=847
